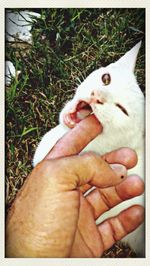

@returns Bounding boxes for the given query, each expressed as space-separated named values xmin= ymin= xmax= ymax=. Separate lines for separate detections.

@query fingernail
xmin=110 ymin=164 xmax=127 ymax=179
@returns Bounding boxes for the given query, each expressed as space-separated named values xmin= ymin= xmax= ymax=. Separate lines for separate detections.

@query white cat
xmin=33 ymin=42 xmax=145 ymax=256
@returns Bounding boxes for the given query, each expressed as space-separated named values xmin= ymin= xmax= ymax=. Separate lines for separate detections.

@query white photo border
xmin=1 ymin=1 xmax=150 ymax=265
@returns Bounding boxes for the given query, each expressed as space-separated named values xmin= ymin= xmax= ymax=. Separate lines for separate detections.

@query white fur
xmin=33 ymin=42 xmax=145 ymax=256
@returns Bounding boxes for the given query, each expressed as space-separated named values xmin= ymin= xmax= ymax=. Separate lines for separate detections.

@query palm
xmin=70 ymin=192 xmax=104 ymax=257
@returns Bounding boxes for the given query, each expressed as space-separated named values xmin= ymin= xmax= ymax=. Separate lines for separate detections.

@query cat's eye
xmin=102 ymin=73 xmax=111 ymax=85
xmin=116 ymin=103 xmax=129 ymax=116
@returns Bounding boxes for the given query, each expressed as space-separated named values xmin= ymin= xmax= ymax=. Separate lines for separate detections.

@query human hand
xmin=6 ymin=115 xmax=144 ymax=258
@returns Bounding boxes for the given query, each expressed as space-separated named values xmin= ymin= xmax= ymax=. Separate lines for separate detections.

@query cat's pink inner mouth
xmin=63 ymin=101 xmax=93 ymax=128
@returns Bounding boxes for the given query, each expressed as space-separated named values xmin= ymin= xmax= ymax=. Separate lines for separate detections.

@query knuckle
xmin=81 ymin=152 xmax=103 ymax=167
xmin=82 ymin=151 xmax=99 ymax=160
xmin=83 ymin=151 xmax=104 ymax=171
xmin=36 ymin=159 xmax=60 ymax=176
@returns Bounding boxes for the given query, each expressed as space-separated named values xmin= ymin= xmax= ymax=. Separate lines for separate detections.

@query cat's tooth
xmin=70 ymin=120 xmax=75 ymax=126
xmin=68 ymin=116 xmax=74 ymax=124
xmin=63 ymin=112 xmax=76 ymax=128
xmin=66 ymin=114 xmax=75 ymax=127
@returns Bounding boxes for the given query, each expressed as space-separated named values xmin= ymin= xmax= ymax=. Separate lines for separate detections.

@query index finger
xmin=102 ymin=148 xmax=138 ymax=170
xmin=45 ymin=114 xmax=102 ymax=160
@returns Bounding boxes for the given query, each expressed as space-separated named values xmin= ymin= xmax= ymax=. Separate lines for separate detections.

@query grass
xmin=5 ymin=8 xmax=145 ymax=257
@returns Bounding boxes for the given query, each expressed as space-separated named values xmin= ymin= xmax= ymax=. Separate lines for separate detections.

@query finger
xmin=80 ymin=148 xmax=138 ymax=194
xmin=102 ymin=147 xmax=138 ymax=169
xmin=44 ymin=114 xmax=102 ymax=160
xmin=86 ymin=175 xmax=144 ymax=219
xmin=98 ymin=205 xmax=144 ymax=251
xmin=48 ymin=152 xmax=127 ymax=189
xmin=79 ymin=184 xmax=92 ymax=193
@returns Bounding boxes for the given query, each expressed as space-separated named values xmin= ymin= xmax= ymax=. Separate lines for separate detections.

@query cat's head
xmin=61 ymin=42 xmax=144 ymax=136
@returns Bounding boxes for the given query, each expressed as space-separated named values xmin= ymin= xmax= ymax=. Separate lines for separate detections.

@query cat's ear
xmin=114 ymin=41 xmax=142 ymax=72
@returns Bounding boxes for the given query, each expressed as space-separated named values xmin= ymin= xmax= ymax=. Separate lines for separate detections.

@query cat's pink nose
xmin=90 ymin=90 xmax=105 ymax=104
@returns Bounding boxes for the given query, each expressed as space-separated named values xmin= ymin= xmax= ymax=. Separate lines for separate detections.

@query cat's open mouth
xmin=63 ymin=100 xmax=93 ymax=128
xmin=63 ymin=100 xmax=129 ymax=128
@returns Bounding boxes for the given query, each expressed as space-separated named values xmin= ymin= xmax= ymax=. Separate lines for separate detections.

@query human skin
xmin=6 ymin=115 xmax=144 ymax=258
